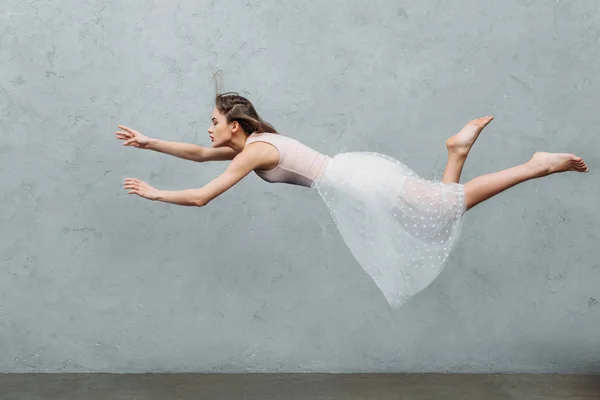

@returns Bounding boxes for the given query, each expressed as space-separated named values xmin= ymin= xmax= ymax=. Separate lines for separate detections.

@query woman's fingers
xmin=116 ymin=131 xmax=132 ymax=138
xmin=117 ymin=130 xmax=143 ymax=147
xmin=124 ymin=178 xmax=144 ymax=189
xmin=118 ymin=125 xmax=134 ymax=133
xmin=116 ymin=131 xmax=135 ymax=146
xmin=122 ymin=140 xmax=140 ymax=148
xmin=116 ymin=128 xmax=147 ymax=149
xmin=124 ymin=179 xmax=153 ymax=198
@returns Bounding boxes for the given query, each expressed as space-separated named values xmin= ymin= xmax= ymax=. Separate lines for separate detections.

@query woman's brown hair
xmin=214 ymin=92 xmax=278 ymax=135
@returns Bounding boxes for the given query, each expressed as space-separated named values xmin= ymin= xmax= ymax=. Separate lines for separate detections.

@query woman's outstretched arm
xmin=123 ymin=144 xmax=265 ymax=207
xmin=146 ymin=139 xmax=238 ymax=162
xmin=116 ymin=125 xmax=238 ymax=162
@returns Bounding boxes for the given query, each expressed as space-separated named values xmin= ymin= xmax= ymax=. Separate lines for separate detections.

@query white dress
xmin=312 ymin=151 xmax=466 ymax=309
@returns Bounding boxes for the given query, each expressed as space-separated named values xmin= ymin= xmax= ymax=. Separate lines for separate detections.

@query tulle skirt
xmin=312 ymin=152 xmax=466 ymax=309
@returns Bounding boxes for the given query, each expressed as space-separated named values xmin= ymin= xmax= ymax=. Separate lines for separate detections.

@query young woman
xmin=117 ymin=92 xmax=588 ymax=308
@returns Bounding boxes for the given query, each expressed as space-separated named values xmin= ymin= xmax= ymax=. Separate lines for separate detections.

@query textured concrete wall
xmin=1 ymin=0 xmax=599 ymax=373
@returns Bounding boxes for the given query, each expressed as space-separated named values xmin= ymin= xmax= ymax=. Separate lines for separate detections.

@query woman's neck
xmin=228 ymin=132 xmax=253 ymax=152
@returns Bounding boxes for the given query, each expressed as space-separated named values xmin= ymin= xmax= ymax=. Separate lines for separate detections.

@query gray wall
xmin=1 ymin=0 xmax=599 ymax=373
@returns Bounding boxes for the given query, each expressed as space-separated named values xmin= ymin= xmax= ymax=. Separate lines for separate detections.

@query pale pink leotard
xmin=245 ymin=132 xmax=331 ymax=188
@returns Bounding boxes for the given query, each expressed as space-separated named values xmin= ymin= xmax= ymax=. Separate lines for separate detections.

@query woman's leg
xmin=442 ymin=116 xmax=494 ymax=183
xmin=464 ymin=152 xmax=588 ymax=211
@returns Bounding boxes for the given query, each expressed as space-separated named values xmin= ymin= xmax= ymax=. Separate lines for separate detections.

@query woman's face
xmin=207 ymin=107 xmax=232 ymax=147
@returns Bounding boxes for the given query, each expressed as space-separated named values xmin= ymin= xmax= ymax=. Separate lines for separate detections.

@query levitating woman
xmin=117 ymin=92 xmax=588 ymax=308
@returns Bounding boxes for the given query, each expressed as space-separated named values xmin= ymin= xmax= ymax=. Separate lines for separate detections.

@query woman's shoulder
xmin=251 ymin=130 xmax=282 ymax=136
xmin=248 ymin=131 xmax=290 ymax=141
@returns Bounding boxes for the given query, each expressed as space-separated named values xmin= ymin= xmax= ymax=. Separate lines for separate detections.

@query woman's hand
xmin=123 ymin=178 xmax=161 ymax=201
xmin=116 ymin=125 xmax=151 ymax=148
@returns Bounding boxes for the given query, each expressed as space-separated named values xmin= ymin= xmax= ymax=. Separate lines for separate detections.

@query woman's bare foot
xmin=446 ymin=116 xmax=494 ymax=157
xmin=528 ymin=152 xmax=589 ymax=177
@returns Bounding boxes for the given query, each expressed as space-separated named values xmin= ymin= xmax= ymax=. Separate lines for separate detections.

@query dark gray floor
xmin=1 ymin=373 xmax=599 ymax=400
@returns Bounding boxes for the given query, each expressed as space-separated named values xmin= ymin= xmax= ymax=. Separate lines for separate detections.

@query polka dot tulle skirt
xmin=312 ymin=152 xmax=466 ymax=309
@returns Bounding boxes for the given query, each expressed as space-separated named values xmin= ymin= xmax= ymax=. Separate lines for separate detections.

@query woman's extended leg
xmin=464 ymin=152 xmax=588 ymax=211
xmin=442 ymin=116 xmax=494 ymax=184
